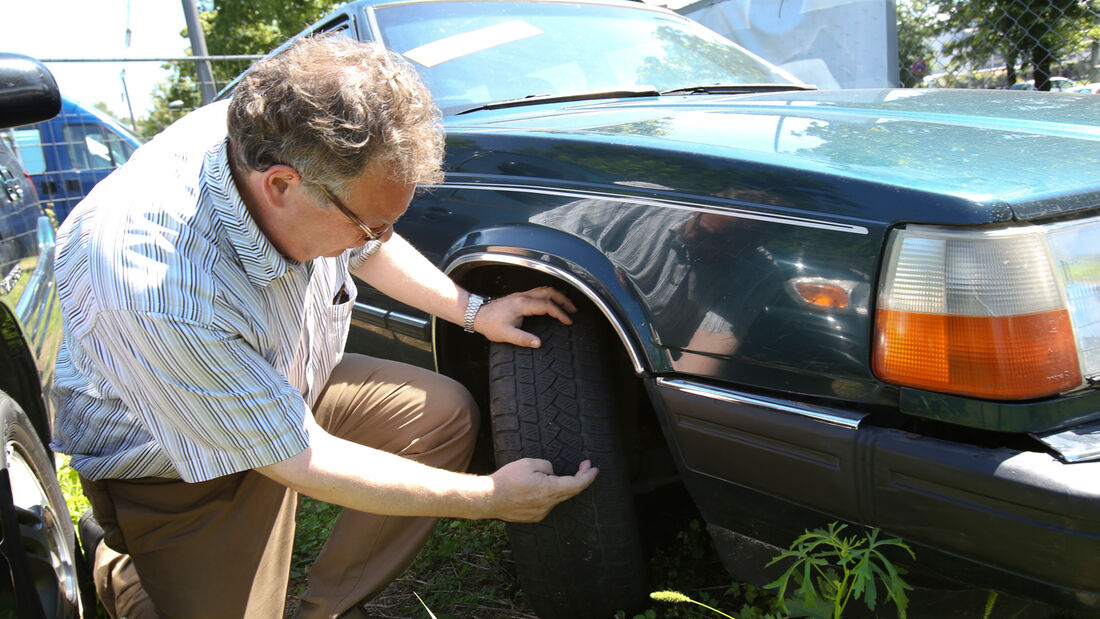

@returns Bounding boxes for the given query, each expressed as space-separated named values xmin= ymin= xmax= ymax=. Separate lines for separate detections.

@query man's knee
xmin=417 ymin=373 xmax=479 ymax=466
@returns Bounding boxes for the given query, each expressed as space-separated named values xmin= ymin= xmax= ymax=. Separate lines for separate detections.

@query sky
xmin=1 ymin=1 xmax=191 ymax=125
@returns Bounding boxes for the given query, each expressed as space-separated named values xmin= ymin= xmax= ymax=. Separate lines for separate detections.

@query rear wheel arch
xmin=0 ymin=305 xmax=52 ymax=452
xmin=440 ymin=250 xmax=652 ymax=375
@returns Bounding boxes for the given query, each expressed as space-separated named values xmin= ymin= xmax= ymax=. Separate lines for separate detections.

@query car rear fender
xmin=0 ymin=304 xmax=51 ymax=450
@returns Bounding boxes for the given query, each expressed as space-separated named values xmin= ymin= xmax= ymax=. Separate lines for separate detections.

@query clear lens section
xmin=880 ymin=225 xmax=1063 ymax=316
xmin=1045 ymin=216 xmax=1100 ymax=380
xmin=875 ymin=223 xmax=1083 ymax=400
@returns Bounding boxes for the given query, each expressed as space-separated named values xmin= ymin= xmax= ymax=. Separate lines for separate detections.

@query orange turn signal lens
xmin=794 ymin=281 xmax=850 ymax=309
xmin=873 ymin=308 xmax=1082 ymax=400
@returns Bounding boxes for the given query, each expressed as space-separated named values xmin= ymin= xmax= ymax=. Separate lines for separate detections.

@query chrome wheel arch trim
xmin=444 ymin=252 xmax=648 ymax=374
xmin=656 ymin=377 xmax=865 ymax=429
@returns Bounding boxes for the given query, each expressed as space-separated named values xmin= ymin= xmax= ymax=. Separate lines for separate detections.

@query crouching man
xmin=51 ymin=35 xmax=596 ymax=619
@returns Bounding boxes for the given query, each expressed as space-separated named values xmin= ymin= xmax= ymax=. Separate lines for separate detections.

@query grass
xmin=57 ymin=455 xmax=90 ymax=527
xmin=58 ymin=467 xmax=1100 ymax=619
xmin=284 ymin=485 xmax=776 ymax=619
xmin=285 ymin=498 xmax=534 ymax=618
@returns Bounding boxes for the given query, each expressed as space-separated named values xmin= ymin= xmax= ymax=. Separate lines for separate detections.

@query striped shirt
xmin=50 ymin=101 xmax=379 ymax=482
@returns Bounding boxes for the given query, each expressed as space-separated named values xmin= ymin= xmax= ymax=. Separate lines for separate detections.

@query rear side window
xmin=11 ymin=128 xmax=46 ymax=175
xmin=62 ymin=124 xmax=135 ymax=171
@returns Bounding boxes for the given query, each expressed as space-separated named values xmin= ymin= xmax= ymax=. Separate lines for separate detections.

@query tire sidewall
xmin=0 ymin=393 xmax=86 ymax=618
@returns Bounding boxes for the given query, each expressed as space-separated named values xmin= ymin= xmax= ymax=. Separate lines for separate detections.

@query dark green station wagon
xmin=258 ymin=0 xmax=1100 ymax=616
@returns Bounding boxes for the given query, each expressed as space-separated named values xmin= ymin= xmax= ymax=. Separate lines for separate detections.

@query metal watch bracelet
xmin=463 ymin=293 xmax=491 ymax=333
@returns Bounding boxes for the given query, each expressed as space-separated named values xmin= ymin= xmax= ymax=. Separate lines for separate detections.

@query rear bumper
xmin=651 ymin=377 xmax=1100 ymax=609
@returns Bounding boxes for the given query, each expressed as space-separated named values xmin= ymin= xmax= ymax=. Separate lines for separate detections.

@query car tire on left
xmin=0 ymin=393 xmax=88 ymax=618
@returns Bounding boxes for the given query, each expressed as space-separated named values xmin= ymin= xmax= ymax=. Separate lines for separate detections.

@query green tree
xmin=933 ymin=0 xmax=1099 ymax=89
xmin=139 ymin=0 xmax=341 ymax=137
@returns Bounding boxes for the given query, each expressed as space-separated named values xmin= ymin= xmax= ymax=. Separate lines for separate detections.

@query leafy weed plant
xmin=765 ymin=522 xmax=914 ymax=619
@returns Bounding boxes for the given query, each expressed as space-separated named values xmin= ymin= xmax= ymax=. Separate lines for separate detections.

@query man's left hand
xmin=473 ymin=286 xmax=577 ymax=347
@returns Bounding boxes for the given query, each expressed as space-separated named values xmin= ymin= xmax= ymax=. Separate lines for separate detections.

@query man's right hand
xmin=258 ymin=420 xmax=598 ymax=523
xmin=486 ymin=458 xmax=599 ymax=522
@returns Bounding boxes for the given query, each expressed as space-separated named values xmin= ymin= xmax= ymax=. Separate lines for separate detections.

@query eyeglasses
xmin=315 ymin=183 xmax=393 ymax=242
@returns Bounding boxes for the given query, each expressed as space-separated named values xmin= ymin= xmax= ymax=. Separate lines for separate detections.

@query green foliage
xmin=930 ymin=0 xmax=1100 ymax=89
xmin=765 ymin=522 xmax=914 ymax=619
xmin=57 ymin=455 xmax=90 ymax=528
xmin=201 ymin=1 xmax=344 ymax=56
xmin=137 ymin=72 xmax=205 ymax=138
xmin=650 ymin=590 xmax=738 ymax=619
xmin=138 ymin=0 xmax=342 ymax=138
xmin=288 ymin=505 xmax=530 ymax=617
xmin=288 ymin=496 xmax=343 ymax=595
xmin=620 ymin=505 xmax=783 ymax=619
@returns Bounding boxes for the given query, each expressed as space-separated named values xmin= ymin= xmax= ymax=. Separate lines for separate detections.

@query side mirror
xmin=0 ymin=53 xmax=61 ymax=129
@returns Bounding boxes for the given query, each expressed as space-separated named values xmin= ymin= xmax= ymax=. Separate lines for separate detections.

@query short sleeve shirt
xmin=49 ymin=100 xmax=379 ymax=482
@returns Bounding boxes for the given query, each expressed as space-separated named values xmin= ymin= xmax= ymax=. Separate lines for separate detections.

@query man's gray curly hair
xmin=227 ymin=35 xmax=444 ymax=197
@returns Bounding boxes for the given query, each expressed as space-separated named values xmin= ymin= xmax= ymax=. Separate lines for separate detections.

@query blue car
xmin=10 ymin=95 xmax=142 ymax=222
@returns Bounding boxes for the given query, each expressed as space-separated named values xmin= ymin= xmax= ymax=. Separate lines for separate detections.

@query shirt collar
xmin=202 ymin=138 xmax=294 ymax=287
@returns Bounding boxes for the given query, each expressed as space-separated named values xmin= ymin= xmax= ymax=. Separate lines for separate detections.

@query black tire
xmin=489 ymin=310 xmax=647 ymax=619
xmin=0 ymin=394 xmax=87 ymax=618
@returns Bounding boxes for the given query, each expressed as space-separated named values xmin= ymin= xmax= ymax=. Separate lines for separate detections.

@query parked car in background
xmin=1068 ymin=82 xmax=1100 ymax=94
xmin=0 ymin=52 xmax=91 ymax=618
xmin=1009 ymin=75 xmax=1080 ymax=91
xmin=9 ymin=95 xmax=141 ymax=222
xmin=229 ymin=1 xmax=1100 ymax=617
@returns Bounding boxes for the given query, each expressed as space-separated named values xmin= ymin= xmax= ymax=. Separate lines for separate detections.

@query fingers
xmin=508 ymin=286 xmax=576 ymax=325
xmin=527 ymin=285 xmax=579 ymax=315
xmin=476 ymin=286 xmax=578 ymax=348
xmin=490 ymin=458 xmax=600 ymax=523
xmin=497 ymin=325 xmax=545 ymax=349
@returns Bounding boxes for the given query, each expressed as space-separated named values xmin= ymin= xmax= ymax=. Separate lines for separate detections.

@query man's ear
xmin=260 ymin=164 xmax=302 ymax=209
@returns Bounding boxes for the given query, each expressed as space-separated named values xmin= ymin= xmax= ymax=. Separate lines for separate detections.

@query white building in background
xmin=658 ymin=0 xmax=900 ymax=89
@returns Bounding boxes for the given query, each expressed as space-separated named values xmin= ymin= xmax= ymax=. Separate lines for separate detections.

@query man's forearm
xmin=255 ymin=418 xmax=598 ymax=523
xmin=350 ymin=233 xmax=578 ymax=347
xmin=350 ymin=233 xmax=469 ymax=327
xmin=256 ymin=426 xmax=494 ymax=520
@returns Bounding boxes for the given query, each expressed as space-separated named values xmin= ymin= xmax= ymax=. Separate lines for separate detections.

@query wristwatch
xmin=463 ymin=293 xmax=491 ymax=333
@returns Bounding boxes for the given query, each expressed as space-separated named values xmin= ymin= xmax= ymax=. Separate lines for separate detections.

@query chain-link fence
xmin=37 ymin=55 xmax=261 ymax=139
xmin=3 ymin=56 xmax=258 ymax=223
xmin=898 ymin=0 xmax=1100 ymax=90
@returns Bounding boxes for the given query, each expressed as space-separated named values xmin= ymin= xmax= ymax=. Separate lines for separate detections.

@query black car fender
xmin=439 ymin=223 xmax=662 ymax=377
xmin=0 ymin=304 xmax=52 ymax=450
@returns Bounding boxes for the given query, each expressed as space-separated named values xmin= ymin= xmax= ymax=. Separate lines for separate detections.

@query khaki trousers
xmin=81 ymin=353 xmax=479 ymax=619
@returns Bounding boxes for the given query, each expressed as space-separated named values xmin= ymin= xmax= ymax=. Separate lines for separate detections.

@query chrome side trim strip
xmin=351 ymin=302 xmax=432 ymax=339
xmin=351 ymin=301 xmax=386 ymax=326
xmin=656 ymin=377 xmax=865 ymax=429
xmin=435 ymin=182 xmax=869 ymax=235
xmin=388 ymin=310 xmax=431 ymax=338
xmin=445 ymin=252 xmax=647 ymax=374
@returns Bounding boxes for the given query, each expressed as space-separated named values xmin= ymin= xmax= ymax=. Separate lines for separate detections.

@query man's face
xmin=292 ymin=164 xmax=415 ymax=261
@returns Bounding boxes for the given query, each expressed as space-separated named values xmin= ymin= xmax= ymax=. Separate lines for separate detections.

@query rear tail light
xmin=874 ymin=222 xmax=1098 ymax=400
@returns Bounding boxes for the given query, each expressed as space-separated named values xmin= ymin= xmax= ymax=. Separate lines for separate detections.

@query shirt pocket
xmin=326 ymin=274 xmax=356 ymax=328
